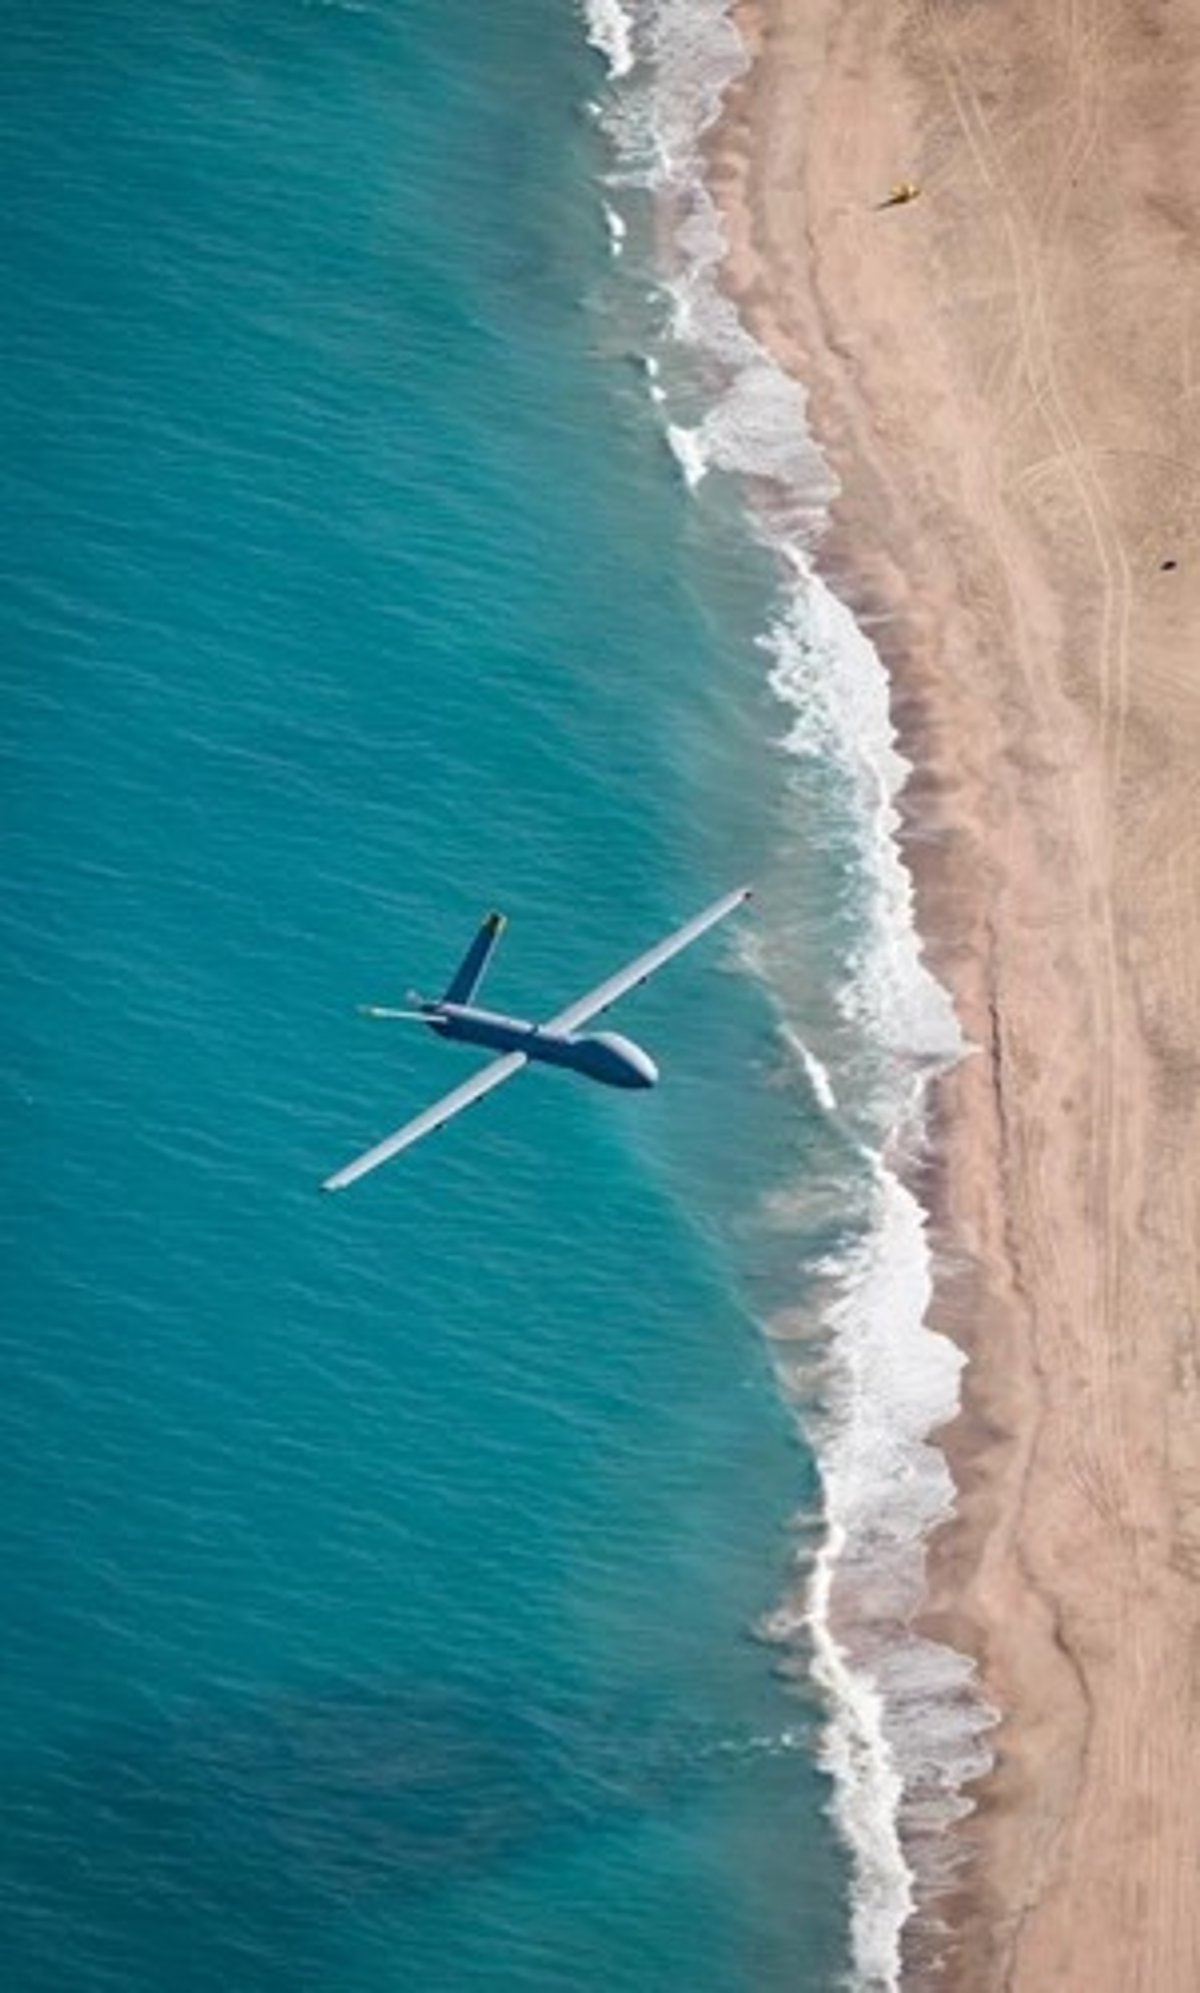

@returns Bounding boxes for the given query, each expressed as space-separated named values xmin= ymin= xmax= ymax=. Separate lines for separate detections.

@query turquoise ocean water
xmin=3 ymin=3 xmax=993 ymax=1988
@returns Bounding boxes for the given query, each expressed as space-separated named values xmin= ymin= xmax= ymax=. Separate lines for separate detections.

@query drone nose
xmin=627 ymin=1045 xmax=658 ymax=1088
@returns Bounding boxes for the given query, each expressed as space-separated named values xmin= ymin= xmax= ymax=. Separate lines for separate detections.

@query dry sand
xmin=710 ymin=1 xmax=1200 ymax=1985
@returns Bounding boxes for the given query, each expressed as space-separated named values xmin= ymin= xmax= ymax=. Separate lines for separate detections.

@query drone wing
xmin=321 ymin=1050 xmax=528 ymax=1193
xmin=542 ymin=886 xmax=751 ymax=1036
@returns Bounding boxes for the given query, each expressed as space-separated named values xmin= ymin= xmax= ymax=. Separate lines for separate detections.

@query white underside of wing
xmin=542 ymin=886 xmax=752 ymax=1036
xmin=322 ymin=1050 xmax=528 ymax=1192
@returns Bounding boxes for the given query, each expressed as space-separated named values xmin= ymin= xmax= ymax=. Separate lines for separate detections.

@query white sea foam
xmin=763 ymin=569 xmax=961 ymax=1087
xmin=802 ymin=1163 xmax=964 ymax=1991
xmin=642 ymin=354 xmax=667 ymax=405
xmin=665 ymin=421 xmax=707 ymax=489
xmin=587 ymin=0 xmax=995 ymax=1980
xmin=756 ymin=572 xmax=992 ymax=1976
xmin=582 ymin=0 xmax=636 ymax=80
xmin=807 ymin=1519 xmax=911 ymax=1991
xmin=758 ymin=1143 xmax=982 ymax=1990
xmin=602 ymin=200 xmax=627 ymax=257
xmin=779 ymin=1024 xmax=839 ymax=1115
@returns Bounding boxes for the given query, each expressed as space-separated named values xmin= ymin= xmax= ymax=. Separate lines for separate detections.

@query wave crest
xmin=585 ymin=1 xmax=995 ymax=1982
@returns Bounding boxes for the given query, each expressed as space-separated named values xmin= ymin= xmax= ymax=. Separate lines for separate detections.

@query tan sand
xmin=709 ymin=1 xmax=1200 ymax=1985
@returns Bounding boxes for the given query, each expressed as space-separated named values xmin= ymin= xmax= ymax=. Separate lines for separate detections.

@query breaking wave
xmin=581 ymin=1 xmax=995 ymax=1983
xmin=582 ymin=0 xmax=636 ymax=81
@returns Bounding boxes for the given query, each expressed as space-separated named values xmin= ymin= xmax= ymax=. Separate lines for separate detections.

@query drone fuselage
xmin=429 ymin=1002 xmax=657 ymax=1090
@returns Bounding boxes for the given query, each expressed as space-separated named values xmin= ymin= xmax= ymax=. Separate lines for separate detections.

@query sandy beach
xmin=710 ymin=1 xmax=1200 ymax=1984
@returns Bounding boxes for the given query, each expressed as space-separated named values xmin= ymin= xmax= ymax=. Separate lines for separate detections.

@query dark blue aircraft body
xmin=323 ymin=888 xmax=751 ymax=1191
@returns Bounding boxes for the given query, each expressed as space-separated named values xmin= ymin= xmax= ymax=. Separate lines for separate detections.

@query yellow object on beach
xmin=881 ymin=180 xmax=921 ymax=208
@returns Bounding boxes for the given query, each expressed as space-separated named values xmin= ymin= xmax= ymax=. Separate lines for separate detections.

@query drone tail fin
xmin=443 ymin=911 xmax=506 ymax=1006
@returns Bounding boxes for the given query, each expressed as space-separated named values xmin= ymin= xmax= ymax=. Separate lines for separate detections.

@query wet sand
xmin=710 ymin=1 xmax=1200 ymax=1985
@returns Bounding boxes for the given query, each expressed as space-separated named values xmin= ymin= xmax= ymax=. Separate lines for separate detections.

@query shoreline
xmin=709 ymin=0 xmax=1200 ymax=1985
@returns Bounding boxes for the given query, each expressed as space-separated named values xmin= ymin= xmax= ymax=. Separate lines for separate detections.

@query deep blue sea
xmin=0 ymin=3 xmax=911 ymax=1987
